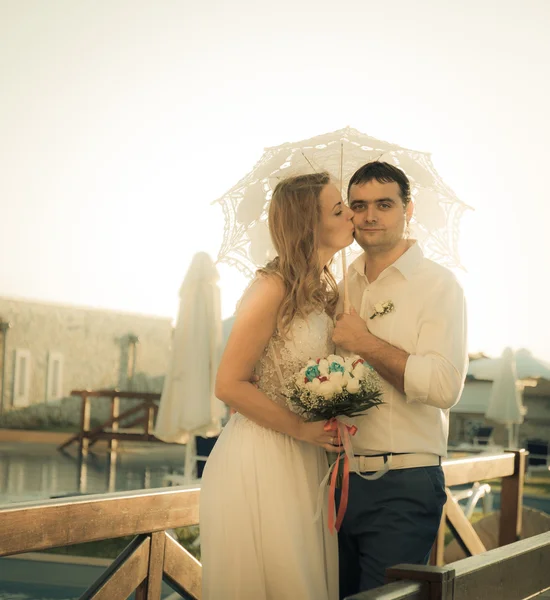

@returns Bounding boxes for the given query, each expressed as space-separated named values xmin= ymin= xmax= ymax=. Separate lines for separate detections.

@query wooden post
xmin=430 ymin=504 xmax=447 ymax=566
xmin=77 ymin=450 xmax=88 ymax=494
xmin=145 ymin=402 xmax=155 ymax=437
xmin=110 ymin=395 xmax=120 ymax=453
xmin=499 ymin=449 xmax=526 ymax=546
xmin=386 ymin=564 xmax=456 ymax=600
xmin=79 ymin=394 xmax=91 ymax=454
xmin=147 ymin=530 xmax=166 ymax=599
xmin=107 ymin=450 xmax=117 ymax=493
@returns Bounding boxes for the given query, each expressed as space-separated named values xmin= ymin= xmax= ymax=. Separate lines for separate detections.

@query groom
xmin=332 ymin=161 xmax=468 ymax=597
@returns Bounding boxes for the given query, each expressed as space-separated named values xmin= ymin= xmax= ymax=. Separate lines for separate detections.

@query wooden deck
xmin=1 ymin=449 xmax=548 ymax=599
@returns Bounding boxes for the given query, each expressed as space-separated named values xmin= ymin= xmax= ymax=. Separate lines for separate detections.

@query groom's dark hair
xmin=347 ymin=161 xmax=411 ymax=206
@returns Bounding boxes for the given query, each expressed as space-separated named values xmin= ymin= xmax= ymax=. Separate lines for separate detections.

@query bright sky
xmin=1 ymin=0 xmax=549 ymax=361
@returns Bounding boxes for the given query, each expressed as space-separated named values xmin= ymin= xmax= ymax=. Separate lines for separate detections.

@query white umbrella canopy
xmin=154 ymin=252 xmax=225 ymax=445
xmin=484 ymin=347 xmax=527 ymax=448
xmin=469 ymin=348 xmax=550 ymax=381
xmin=215 ymin=126 xmax=471 ymax=281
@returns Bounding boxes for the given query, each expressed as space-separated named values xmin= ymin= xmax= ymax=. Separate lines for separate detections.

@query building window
xmin=46 ymin=352 xmax=64 ymax=403
xmin=13 ymin=349 xmax=31 ymax=407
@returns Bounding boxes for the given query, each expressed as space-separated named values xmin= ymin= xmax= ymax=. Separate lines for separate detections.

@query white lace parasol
xmin=214 ymin=126 xmax=471 ymax=280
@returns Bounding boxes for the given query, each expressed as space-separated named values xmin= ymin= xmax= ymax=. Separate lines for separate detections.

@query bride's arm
xmin=216 ymin=274 xmax=304 ymax=436
xmin=216 ymin=275 xmax=340 ymax=451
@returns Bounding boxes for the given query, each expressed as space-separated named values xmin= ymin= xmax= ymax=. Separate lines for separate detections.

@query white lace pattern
xmin=256 ymin=311 xmax=334 ymax=406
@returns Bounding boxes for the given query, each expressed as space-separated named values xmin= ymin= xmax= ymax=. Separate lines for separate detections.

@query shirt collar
xmin=350 ymin=241 xmax=424 ymax=281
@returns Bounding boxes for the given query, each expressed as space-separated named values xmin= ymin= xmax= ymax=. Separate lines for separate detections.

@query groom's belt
xmin=354 ymin=452 xmax=441 ymax=472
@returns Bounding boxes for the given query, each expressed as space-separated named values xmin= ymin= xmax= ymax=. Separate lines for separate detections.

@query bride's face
xmin=317 ymin=183 xmax=354 ymax=256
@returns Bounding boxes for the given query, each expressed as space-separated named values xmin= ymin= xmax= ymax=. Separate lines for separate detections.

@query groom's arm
xmin=333 ymin=278 xmax=467 ymax=409
xmin=334 ymin=278 xmax=408 ymax=392
xmin=333 ymin=312 xmax=408 ymax=393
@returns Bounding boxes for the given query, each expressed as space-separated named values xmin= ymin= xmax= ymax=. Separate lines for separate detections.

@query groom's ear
xmin=406 ymin=199 xmax=414 ymax=220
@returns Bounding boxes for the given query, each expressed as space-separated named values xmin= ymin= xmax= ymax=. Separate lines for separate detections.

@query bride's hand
xmin=296 ymin=420 xmax=344 ymax=453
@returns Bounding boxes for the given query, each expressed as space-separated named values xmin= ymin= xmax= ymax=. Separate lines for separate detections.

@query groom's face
xmin=349 ymin=179 xmax=411 ymax=252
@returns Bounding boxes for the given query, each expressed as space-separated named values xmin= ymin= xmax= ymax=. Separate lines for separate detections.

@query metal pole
xmin=507 ymin=424 xmax=514 ymax=449
xmin=184 ymin=434 xmax=196 ymax=483
xmin=127 ymin=334 xmax=139 ymax=391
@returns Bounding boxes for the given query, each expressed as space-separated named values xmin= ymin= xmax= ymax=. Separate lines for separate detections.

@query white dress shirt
xmin=337 ymin=242 xmax=468 ymax=457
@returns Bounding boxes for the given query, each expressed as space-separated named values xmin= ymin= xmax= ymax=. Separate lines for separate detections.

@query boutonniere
xmin=370 ymin=300 xmax=395 ymax=320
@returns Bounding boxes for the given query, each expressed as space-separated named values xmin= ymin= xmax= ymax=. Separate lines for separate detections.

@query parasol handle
xmin=338 ymin=142 xmax=351 ymax=315
xmin=341 ymin=249 xmax=350 ymax=314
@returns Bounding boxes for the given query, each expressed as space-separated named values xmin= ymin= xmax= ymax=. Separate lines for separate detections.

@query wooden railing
xmin=0 ymin=486 xmax=200 ymax=599
xmin=0 ymin=450 xmax=535 ymax=599
xmin=431 ymin=449 xmax=526 ymax=565
xmin=346 ymin=448 xmax=549 ymax=600
xmin=59 ymin=389 xmax=162 ymax=453
xmin=347 ymin=531 xmax=550 ymax=599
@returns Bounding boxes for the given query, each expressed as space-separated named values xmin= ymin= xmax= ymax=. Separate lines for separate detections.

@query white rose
xmin=329 ymin=372 xmax=344 ymax=385
xmin=374 ymin=302 xmax=384 ymax=313
xmin=329 ymin=372 xmax=344 ymax=394
xmin=346 ymin=377 xmax=361 ymax=394
xmin=309 ymin=378 xmax=321 ymax=391
xmin=327 ymin=354 xmax=344 ymax=366
xmin=342 ymin=372 xmax=350 ymax=387
xmin=306 ymin=359 xmax=317 ymax=368
xmin=352 ymin=364 xmax=365 ymax=379
xmin=318 ymin=359 xmax=329 ymax=376
xmin=319 ymin=380 xmax=336 ymax=399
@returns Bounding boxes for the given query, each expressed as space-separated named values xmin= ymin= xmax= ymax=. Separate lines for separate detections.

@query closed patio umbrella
xmin=484 ymin=348 xmax=527 ymax=448
xmin=154 ymin=252 xmax=225 ymax=479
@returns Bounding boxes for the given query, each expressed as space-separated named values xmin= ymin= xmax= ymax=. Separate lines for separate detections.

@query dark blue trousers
xmin=336 ymin=465 xmax=446 ymax=598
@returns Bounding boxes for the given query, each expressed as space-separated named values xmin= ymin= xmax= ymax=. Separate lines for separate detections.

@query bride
xmin=200 ymin=172 xmax=354 ymax=599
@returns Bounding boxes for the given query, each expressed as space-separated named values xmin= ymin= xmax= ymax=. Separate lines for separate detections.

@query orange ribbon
xmin=324 ymin=418 xmax=357 ymax=534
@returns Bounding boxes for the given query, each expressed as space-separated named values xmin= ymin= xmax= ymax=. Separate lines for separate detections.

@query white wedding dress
xmin=200 ymin=310 xmax=338 ymax=600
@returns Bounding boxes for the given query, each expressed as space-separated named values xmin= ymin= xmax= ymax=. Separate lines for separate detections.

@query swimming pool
xmin=0 ymin=441 xmax=194 ymax=599
xmin=0 ymin=441 xmax=188 ymax=505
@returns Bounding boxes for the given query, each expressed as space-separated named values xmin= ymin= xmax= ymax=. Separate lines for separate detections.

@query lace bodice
xmin=256 ymin=311 xmax=335 ymax=406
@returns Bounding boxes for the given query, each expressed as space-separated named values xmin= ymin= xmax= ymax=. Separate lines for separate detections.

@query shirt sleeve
xmin=404 ymin=275 xmax=468 ymax=409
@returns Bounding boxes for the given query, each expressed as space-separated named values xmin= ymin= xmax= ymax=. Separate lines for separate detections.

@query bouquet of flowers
xmin=286 ymin=354 xmax=383 ymax=421
xmin=286 ymin=354 xmax=384 ymax=534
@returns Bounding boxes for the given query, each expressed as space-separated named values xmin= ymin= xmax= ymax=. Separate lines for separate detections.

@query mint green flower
xmin=329 ymin=361 xmax=345 ymax=374
xmin=305 ymin=365 xmax=320 ymax=381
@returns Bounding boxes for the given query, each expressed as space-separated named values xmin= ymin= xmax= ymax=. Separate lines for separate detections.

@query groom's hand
xmin=333 ymin=307 xmax=370 ymax=355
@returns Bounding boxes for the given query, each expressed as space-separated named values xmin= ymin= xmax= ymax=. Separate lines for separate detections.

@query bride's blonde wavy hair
xmin=258 ymin=172 xmax=339 ymax=334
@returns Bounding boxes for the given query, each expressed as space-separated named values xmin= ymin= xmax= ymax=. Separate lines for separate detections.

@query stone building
xmin=0 ymin=296 xmax=172 ymax=424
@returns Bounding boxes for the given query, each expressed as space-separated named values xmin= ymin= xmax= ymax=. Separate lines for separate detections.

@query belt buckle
xmin=359 ymin=454 xmax=388 ymax=472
